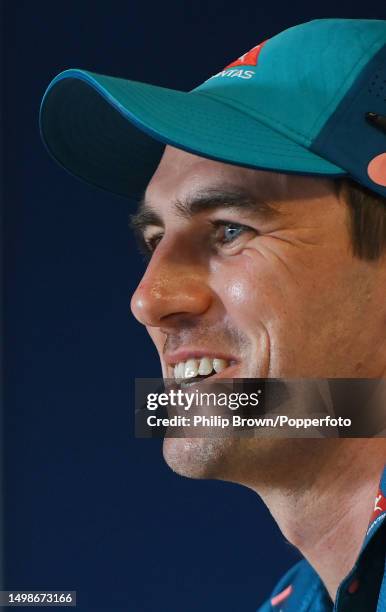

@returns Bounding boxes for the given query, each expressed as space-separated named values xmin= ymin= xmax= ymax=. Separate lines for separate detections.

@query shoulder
xmin=256 ymin=559 xmax=316 ymax=611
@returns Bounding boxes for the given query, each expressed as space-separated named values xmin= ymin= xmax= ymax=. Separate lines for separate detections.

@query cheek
xmin=211 ymin=248 xmax=326 ymax=358
xmin=212 ymin=253 xmax=286 ymax=330
xmin=214 ymin=240 xmax=339 ymax=325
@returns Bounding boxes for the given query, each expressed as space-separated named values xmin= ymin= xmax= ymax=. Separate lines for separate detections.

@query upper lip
xmin=164 ymin=349 xmax=238 ymax=366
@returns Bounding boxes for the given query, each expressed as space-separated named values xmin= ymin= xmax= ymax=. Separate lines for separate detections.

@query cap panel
xmin=312 ymin=42 xmax=386 ymax=197
xmin=195 ymin=20 xmax=386 ymax=146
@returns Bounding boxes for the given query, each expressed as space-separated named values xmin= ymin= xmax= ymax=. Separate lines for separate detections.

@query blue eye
xmin=222 ymin=223 xmax=244 ymax=242
xmin=211 ymin=220 xmax=257 ymax=251
xmin=212 ymin=221 xmax=249 ymax=245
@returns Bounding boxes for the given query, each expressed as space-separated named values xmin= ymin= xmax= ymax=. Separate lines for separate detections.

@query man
xmin=40 ymin=19 xmax=386 ymax=611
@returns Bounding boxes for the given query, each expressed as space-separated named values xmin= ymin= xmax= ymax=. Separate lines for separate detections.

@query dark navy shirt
xmin=257 ymin=465 xmax=386 ymax=611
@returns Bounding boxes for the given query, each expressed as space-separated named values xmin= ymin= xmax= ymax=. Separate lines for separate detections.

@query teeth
xmin=172 ymin=357 xmax=230 ymax=380
xmin=184 ymin=359 xmax=199 ymax=379
xmin=198 ymin=357 xmax=212 ymax=375
xmin=213 ymin=358 xmax=227 ymax=373
xmin=174 ymin=363 xmax=183 ymax=378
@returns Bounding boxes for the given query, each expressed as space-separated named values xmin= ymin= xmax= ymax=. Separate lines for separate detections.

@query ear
xmin=367 ymin=153 xmax=386 ymax=187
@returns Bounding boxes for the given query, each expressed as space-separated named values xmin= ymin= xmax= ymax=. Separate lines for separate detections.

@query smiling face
xmin=130 ymin=145 xmax=386 ymax=481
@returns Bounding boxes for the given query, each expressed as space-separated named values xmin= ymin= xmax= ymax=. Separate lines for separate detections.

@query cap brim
xmin=40 ymin=69 xmax=347 ymax=200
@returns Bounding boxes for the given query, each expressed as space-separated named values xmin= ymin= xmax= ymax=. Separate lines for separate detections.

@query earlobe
xmin=367 ymin=153 xmax=386 ymax=187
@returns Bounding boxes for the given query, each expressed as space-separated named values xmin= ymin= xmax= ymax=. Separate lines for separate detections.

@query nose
xmin=130 ymin=247 xmax=213 ymax=327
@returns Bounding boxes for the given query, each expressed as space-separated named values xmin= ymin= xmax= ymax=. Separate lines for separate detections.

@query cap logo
xmin=225 ymin=39 xmax=269 ymax=69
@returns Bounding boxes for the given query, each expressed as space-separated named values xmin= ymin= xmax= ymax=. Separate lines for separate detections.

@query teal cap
xmin=39 ymin=19 xmax=386 ymax=199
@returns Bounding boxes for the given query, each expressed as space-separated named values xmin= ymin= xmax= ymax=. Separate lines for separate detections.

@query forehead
xmin=144 ymin=145 xmax=336 ymax=212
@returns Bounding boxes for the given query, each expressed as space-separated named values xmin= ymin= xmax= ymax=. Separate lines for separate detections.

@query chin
xmin=162 ymin=436 xmax=239 ymax=480
xmin=162 ymin=435 xmax=317 ymax=488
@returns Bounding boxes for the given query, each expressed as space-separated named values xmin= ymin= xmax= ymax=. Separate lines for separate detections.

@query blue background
xmin=3 ymin=1 xmax=385 ymax=611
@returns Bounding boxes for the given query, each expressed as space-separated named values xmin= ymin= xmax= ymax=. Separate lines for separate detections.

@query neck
xmin=250 ymin=440 xmax=386 ymax=601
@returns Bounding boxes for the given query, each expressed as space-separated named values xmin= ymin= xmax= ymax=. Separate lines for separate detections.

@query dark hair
xmin=337 ymin=178 xmax=386 ymax=261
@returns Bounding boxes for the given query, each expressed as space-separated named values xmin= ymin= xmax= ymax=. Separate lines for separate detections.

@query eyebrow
xmin=129 ymin=186 xmax=282 ymax=235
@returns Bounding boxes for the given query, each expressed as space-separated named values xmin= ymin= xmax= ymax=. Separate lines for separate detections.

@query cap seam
xmin=193 ymin=90 xmax=312 ymax=146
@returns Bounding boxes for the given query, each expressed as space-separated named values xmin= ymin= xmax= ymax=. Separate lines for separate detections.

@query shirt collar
xmin=362 ymin=463 xmax=386 ymax=549
xmin=269 ymin=463 xmax=386 ymax=611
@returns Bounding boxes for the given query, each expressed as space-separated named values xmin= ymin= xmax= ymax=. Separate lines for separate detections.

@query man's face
xmin=130 ymin=145 xmax=385 ymax=481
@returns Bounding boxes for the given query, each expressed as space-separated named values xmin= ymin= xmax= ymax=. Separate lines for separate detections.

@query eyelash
xmin=142 ymin=233 xmax=163 ymax=255
xmin=141 ymin=220 xmax=253 ymax=257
